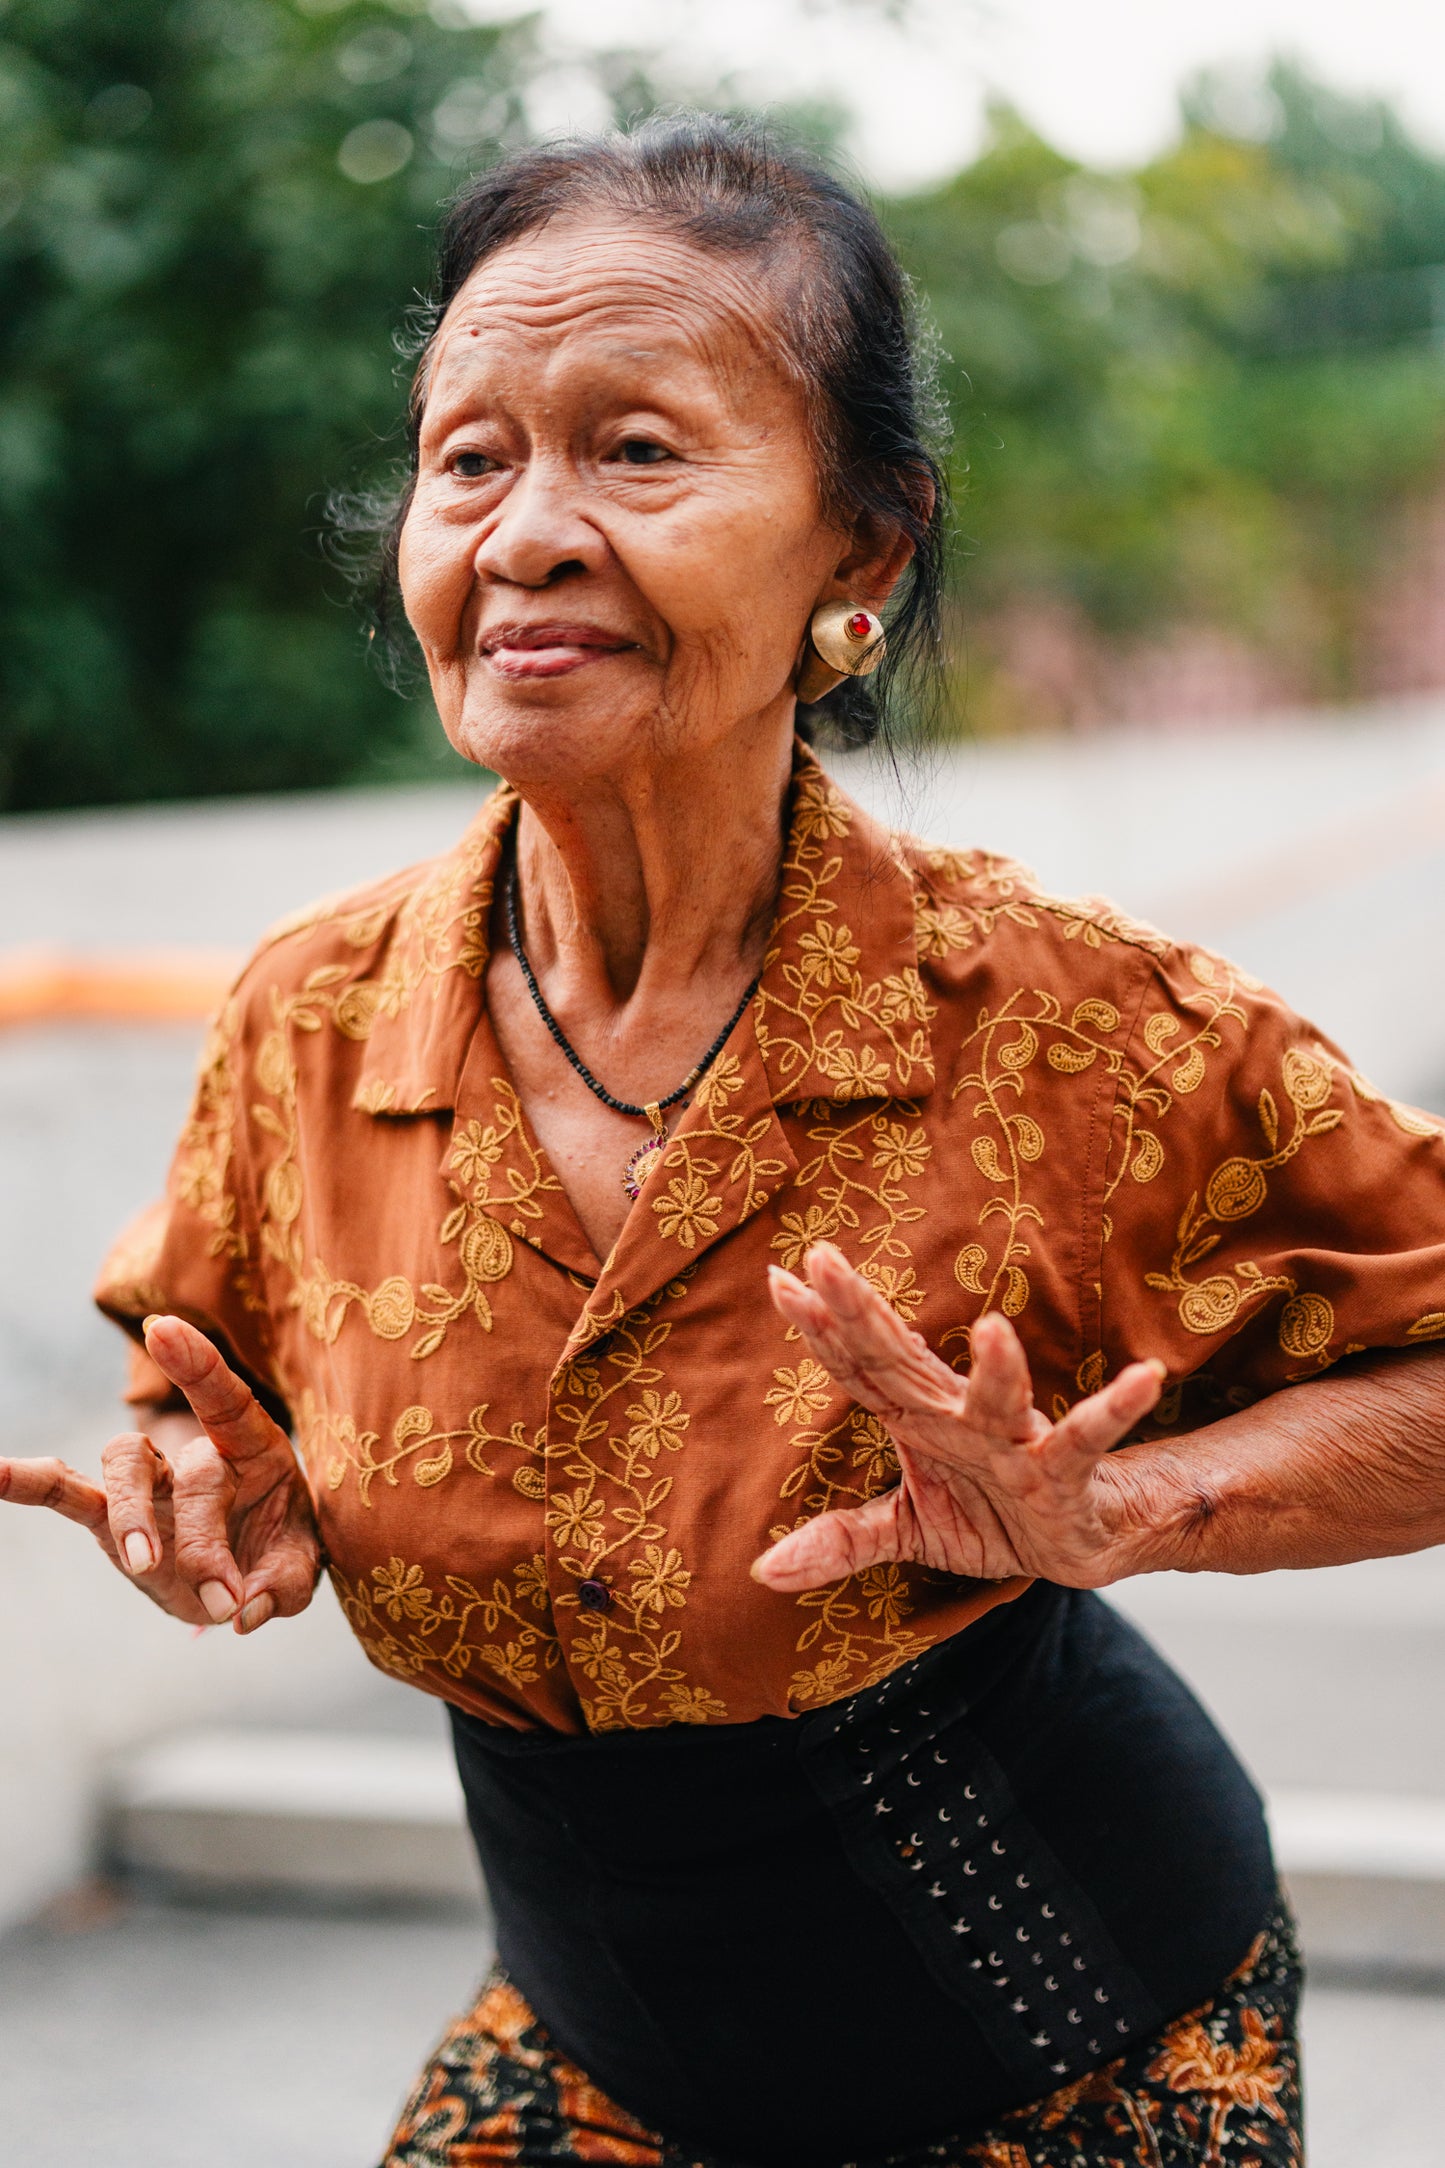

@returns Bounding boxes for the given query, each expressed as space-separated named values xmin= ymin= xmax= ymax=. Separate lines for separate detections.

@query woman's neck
xmin=509 ymin=721 xmax=794 ymax=1017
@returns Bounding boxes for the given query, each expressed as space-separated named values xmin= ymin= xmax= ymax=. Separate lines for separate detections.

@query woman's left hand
xmin=753 ymin=1244 xmax=1168 ymax=1593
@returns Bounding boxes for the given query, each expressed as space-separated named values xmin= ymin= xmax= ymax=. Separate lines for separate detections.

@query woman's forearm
xmin=1117 ymin=1345 xmax=1445 ymax=1577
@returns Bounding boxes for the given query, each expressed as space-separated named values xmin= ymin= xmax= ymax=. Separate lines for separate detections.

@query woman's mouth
xmin=480 ymin=622 xmax=633 ymax=680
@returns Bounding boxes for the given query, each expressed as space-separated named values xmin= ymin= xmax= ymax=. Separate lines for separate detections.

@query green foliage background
xmin=0 ymin=0 xmax=539 ymax=809
xmin=2 ymin=1 xmax=1445 ymax=811
xmin=893 ymin=69 xmax=1445 ymax=727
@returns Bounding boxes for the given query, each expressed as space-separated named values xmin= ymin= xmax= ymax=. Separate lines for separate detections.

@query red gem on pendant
xmin=845 ymin=611 xmax=873 ymax=641
xmin=622 ymin=1131 xmax=667 ymax=1202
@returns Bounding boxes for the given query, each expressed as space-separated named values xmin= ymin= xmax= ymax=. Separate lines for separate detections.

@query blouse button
xmin=578 ymin=1578 xmax=612 ymax=1612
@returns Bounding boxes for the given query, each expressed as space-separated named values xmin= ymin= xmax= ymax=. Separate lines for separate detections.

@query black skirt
xmin=445 ymin=1585 xmax=1279 ymax=2168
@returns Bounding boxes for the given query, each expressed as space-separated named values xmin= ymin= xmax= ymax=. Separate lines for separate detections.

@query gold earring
xmin=796 ymin=601 xmax=886 ymax=705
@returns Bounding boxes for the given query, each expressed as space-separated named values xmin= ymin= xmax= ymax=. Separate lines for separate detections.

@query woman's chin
xmin=445 ymin=689 xmax=657 ymax=787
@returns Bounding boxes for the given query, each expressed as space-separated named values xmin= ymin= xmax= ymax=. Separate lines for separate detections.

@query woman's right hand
xmin=0 ymin=1315 xmax=321 ymax=1634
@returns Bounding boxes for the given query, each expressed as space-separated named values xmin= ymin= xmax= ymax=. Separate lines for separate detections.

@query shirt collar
xmin=352 ymin=741 xmax=933 ymax=1120
xmin=753 ymin=747 xmax=935 ymax=1105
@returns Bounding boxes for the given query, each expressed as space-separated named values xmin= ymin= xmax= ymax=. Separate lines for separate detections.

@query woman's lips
xmin=481 ymin=623 xmax=632 ymax=680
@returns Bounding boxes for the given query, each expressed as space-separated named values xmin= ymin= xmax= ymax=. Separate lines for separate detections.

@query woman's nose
xmin=473 ymin=458 xmax=603 ymax=589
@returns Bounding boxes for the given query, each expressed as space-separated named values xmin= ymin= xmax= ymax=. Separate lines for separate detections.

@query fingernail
xmin=1147 ymin=1358 xmax=1168 ymax=1381
xmin=237 ymin=1594 xmax=274 ymax=1634
xmin=123 ymin=1531 xmax=155 ymax=1575
xmin=142 ymin=1314 xmax=162 ymax=1335
xmin=199 ymin=1580 xmax=237 ymax=1623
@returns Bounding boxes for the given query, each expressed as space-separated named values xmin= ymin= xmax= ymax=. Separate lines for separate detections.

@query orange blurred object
xmin=0 ymin=947 xmax=242 ymax=1027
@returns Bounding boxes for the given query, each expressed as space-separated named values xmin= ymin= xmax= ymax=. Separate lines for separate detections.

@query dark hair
xmin=347 ymin=112 xmax=948 ymax=747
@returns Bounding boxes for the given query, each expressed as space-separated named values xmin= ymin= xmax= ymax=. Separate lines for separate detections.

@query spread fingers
xmin=235 ymin=1531 xmax=321 ymax=1635
xmin=769 ymin=1246 xmax=966 ymax=1418
xmin=752 ymin=1488 xmax=904 ymax=1592
xmin=0 ymin=1456 xmax=108 ymax=1534
xmin=142 ymin=1315 xmax=281 ymax=1463
xmin=167 ymin=1431 xmax=244 ymax=1623
xmin=959 ymin=1312 xmax=1043 ymax=1444
xmin=100 ymin=1430 xmax=174 ymax=1576
xmin=1045 ymin=1360 xmax=1166 ymax=1471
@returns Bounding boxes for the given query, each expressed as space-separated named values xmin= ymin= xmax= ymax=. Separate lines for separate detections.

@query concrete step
xmin=106 ymin=1728 xmax=482 ymax=1910
xmin=105 ymin=1727 xmax=1445 ymax=1972
xmin=1271 ymin=1788 xmax=1445 ymax=1972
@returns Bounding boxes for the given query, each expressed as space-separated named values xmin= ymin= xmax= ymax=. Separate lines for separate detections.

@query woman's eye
xmin=451 ymin=452 xmax=496 ymax=479
xmin=615 ymin=438 xmax=671 ymax=466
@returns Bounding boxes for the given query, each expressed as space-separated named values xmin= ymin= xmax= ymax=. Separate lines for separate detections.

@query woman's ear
xmin=829 ymin=475 xmax=935 ymax=607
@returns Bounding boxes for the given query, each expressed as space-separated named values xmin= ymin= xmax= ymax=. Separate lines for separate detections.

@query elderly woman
xmin=8 ymin=116 xmax=1445 ymax=2168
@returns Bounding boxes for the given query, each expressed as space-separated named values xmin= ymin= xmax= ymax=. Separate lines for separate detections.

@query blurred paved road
xmin=0 ymin=1895 xmax=1438 ymax=2168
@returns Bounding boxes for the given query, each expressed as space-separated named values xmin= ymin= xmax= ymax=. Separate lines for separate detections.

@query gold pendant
xmin=621 ymin=1102 xmax=669 ymax=1201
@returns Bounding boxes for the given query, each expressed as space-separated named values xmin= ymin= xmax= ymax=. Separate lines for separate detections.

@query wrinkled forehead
xmin=418 ymin=215 xmax=801 ymax=421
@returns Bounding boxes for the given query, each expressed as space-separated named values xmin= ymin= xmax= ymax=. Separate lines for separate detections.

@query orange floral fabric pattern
xmin=96 ymin=744 xmax=1445 ymax=1735
xmin=379 ymin=1905 xmax=1302 ymax=2167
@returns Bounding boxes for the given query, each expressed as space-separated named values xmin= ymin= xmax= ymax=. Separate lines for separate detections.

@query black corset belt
xmin=448 ymin=1584 xmax=1277 ymax=2168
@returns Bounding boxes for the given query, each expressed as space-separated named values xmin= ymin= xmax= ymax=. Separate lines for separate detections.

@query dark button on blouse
xmin=578 ymin=1578 xmax=613 ymax=1613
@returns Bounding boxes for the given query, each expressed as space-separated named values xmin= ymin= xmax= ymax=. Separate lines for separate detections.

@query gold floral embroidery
xmin=766 ymin=1396 xmax=925 ymax=1706
xmin=652 ymin=1170 xmax=723 ymax=1249
xmin=296 ymin=1389 xmax=504 ymax=1505
xmin=332 ymin=1550 xmax=559 ymax=1694
xmin=171 ymin=999 xmax=247 ymax=1265
xmin=764 ymin=1359 xmax=834 ymax=1427
xmin=788 ymin=1580 xmax=932 ymax=1707
xmin=544 ymin=1290 xmax=714 ymax=1730
xmin=626 ymin=1544 xmax=691 ymax=1614
xmin=104 ymin=742 xmax=1445 ymax=1743
xmin=370 ymin=794 xmax=508 ymax=1015
xmin=1277 ymin=1291 xmax=1335 ymax=1369
xmin=647 ymin=1073 xmax=791 ymax=1254
xmin=354 ymin=1076 xmax=399 ymax=1115
xmin=1144 ymin=1047 xmax=1344 ymax=1338
xmin=937 ymin=949 xmax=1307 ymax=1353
xmin=254 ymin=1012 xmax=530 ymax=1363
xmin=772 ymin=1102 xmax=929 ymax=1299
xmin=93 ymin=1202 xmax=170 ymax=1324
xmin=1320 ymin=1049 xmax=1444 ymax=1141
xmin=754 ymin=767 xmax=934 ymax=1098
xmin=657 ymin=1682 xmax=729 ymax=1724
xmin=448 ymin=1084 xmax=563 ymax=1240
xmin=909 ymin=846 xmax=1045 ymax=965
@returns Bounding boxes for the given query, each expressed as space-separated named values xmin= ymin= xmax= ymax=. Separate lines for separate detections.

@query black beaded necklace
xmin=505 ymin=864 xmax=761 ymax=1200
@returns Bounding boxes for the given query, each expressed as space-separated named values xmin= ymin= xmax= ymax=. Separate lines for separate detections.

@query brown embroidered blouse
xmin=96 ymin=746 xmax=1445 ymax=1735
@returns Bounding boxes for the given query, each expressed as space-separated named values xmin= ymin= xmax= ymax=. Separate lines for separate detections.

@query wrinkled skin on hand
xmin=0 ymin=1315 xmax=320 ymax=1634
xmin=753 ymin=1244 xmax=1167 ymax=1594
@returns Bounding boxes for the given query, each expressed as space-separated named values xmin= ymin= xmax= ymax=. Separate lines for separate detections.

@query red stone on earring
xmin=845 ymin=611 xmax=873 ymax=640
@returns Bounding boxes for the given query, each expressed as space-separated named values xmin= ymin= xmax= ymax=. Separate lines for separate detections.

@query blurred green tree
xmin=4 ymin=26 xmax=1445 ymax=803
xmin=886 ymin=62 xmax=1445 ymax=728
xmin=0 ymin=0 xmax=552 ymax=810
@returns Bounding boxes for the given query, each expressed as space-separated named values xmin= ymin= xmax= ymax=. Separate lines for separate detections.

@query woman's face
xmin=398 ymin=216 xmax=857 ymax=789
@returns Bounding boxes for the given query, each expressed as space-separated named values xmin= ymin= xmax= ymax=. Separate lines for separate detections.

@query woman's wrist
xmin=1100 ymin=1345 xmax=1445 ymax=1580
xmin=1097 ymin=1430 xmax=1231 ymax=1581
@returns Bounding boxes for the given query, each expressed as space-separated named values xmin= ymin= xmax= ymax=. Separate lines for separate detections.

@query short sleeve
xmin=93 ymin=994 xmax=291 ymax=1426
xmin=1096 ymin=942 xmax=1445 ymax=1421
